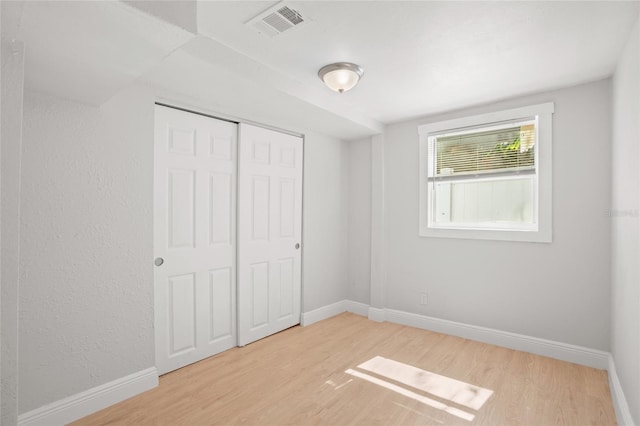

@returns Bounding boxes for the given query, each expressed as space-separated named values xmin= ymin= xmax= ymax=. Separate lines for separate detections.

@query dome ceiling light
xmin=318 ymin=62 xmax=364 ymax=93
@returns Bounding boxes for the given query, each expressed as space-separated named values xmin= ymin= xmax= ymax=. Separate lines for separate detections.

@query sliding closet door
xmin=154 ymin=105 xmax=237 ymax=374
xmin=237 ymin=124 xmax=303 ymax=346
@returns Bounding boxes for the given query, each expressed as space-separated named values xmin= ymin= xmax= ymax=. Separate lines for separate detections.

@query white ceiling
xmin=3 ymin=1 xmax=639 ymax=139
xmin=197 ymin=1 xmax=640 ymax=123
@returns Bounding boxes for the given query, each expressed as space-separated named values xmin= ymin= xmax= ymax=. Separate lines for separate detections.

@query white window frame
xmin=418 ymin=102 xmax=554 ymax=243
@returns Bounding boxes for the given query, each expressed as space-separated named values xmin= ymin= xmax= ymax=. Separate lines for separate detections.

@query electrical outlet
xmin=420 ymin=292 xmax=428 ymax=306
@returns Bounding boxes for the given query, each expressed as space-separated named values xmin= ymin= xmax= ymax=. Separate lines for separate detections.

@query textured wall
xmin=19 ymin=86 xmax=155 ymax=413
xmin=382 ymin=79 xmax=612 ymax=350
xmin=302 ymin=132 xmax=349 ymax=312
xmin=611 ymin=16 xmax=640 ymax=424
xmin=1 ymin=36 xmax=25 ymax=426
xmin=347 ymin=138 xmax=372 ymax=305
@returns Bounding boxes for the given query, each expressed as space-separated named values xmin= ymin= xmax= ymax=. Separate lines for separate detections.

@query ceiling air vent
xmin=246 ymin=2 xmax=308 ymax=38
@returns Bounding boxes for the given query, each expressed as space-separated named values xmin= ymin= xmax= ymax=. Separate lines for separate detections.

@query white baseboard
xmin=384 ymin=308 xmax=609 ymax=369
xmin=301 ymin=300 xmax=346 ymax=326
xmin=301 ymin=299 xmax=374 ymax=326
xmin=345 ymin=300 xmax=369 ymax=317
xmin=608 ymin=355 xmax=635 ymax=426
xmin=18 ymin=367 xmax=158 ymax=426
xmin=302 ymin=300 xmax=609 ymax=370
xmin=367 ymin=307 xmax=386 ymax=322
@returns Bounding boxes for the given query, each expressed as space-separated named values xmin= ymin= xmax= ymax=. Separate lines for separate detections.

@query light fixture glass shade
xmin=318 ymin=62 xmax=363 ymax=93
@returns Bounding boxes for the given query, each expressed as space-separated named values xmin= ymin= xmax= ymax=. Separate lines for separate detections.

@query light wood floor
xmin=73 ymin=313 xmax=616 ymax=425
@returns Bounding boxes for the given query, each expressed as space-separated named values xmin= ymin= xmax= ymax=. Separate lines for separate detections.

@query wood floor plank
xmin=71 ymin=313 xmax=616 ymax=426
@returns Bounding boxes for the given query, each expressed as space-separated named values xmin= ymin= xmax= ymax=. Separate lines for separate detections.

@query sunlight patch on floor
xmin=358 ymin=356 xmax=493 ymax=410
xmin=345 ymin=368 xmax=476 ymax=421
xmin=344 ymin=356 xmax=495 ymax=422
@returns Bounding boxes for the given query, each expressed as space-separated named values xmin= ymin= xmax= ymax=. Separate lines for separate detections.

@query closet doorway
xmin=153 ymin=105 xmax=303 ymax=374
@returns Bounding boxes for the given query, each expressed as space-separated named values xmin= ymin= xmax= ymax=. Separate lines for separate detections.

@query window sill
xmin=419 ymin=226 xmax=552 ymax=243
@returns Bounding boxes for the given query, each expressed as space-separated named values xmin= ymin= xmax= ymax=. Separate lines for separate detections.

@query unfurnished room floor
xmin=72 ymin=313 xmax=615 ymax=425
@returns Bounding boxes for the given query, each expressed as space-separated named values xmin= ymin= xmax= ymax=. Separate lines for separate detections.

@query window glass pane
xmin=433 ymin=177 xmax=534 ymax=226
xmin=435 ymin=123 xmax=535 ymax=177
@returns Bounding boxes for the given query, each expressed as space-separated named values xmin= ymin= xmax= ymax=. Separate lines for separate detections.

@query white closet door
xmin=154 ymin=105 xmax=237 ymax=374
xmin=238 ymin=123 xmax=303 ymax=346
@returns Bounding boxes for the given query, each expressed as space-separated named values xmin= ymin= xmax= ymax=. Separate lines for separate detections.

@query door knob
xmin=154 ymin=257 xmax=164 ymax=267
xmin=295 ymin=243 xmax=300 ymax=250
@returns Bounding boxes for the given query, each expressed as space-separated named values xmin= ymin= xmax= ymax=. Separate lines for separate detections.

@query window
xmin=419 ymin=103 xmax=553 ymax=242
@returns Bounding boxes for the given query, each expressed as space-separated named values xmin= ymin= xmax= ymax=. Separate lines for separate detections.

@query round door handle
xmin=154 ymin=257 xmax=164 ymax=267
xmin=295 ymin=243 xmax=300 ymax=250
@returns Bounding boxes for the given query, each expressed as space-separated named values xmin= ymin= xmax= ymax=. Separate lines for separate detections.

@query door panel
xmin=154 ymin=105 xmax=237 ymax=374
xmin=168 ymin=273 xmax=196 ymax=355
xmin=278 ymin=258 xmax=294 ymax=319
xmin=251 ymin=176 xmax=270 ymax=240
xmin=238 ymin=123 xmax=303 ymax=346
xmin=209 ymin=267 xmax=232 ymax=341
xmin=167 ymin=169 xmax=195 ymax=249
xmin=279 ymin=179 xmax=295 ymax=237
xmin=209 ymin=172 xmax=232 ymax=245
xmin=251 ymin=262 xmax=270 ymax=328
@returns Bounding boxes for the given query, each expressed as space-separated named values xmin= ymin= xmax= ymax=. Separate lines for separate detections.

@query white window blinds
xmin=428 ymin=119 xmax=536 ymax=181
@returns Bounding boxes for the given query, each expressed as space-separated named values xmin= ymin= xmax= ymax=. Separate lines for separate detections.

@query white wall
xmin=1 ymin=36 xmax=25 ymax=426
xmin=17 ymin=85 xmax=350 ymax=414
xmin=382 ymin=79 xmax=612 ymax=350
xmin=19 ymin=86 xmax=156 ymax=413
xmin=347 ymin=138 xmax=371 ymax=305
xmin=611 ymin=16 xmax=640 ymax=424
xmin=302 ymin=132 xmax=350 ymax=311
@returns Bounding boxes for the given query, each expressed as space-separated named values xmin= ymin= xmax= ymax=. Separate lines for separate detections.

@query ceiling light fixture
xmin=318 ymin=62 xmax=364 ymax=93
